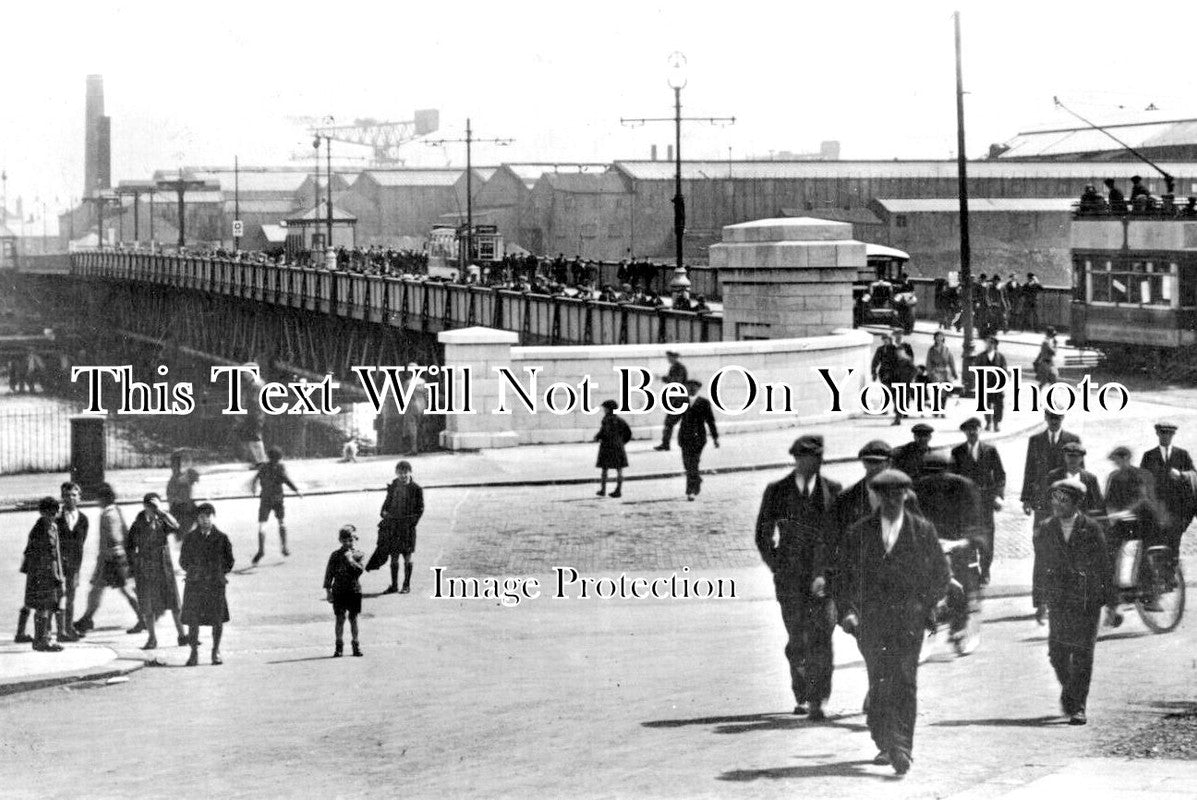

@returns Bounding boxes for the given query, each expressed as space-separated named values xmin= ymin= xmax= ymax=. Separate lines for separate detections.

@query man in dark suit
xmin=1033 ymin=477 xmax=1115 ymax=725
xmin=54 ymin=482 xmax=88 ymax=642
xmin=1043 ymin=443 xmax=1104 ymax=516
xmin=972 ymin=335 xmax=1008 ymax=432
xmin=755 ymin=434 xmax=842 ymax=722
xmin=1021 ymin=411 xmax=1082 ymax=527
xmin=950 ymin=417 xmax=1006 ymax=584
xmin=1139 ymin=422 xmax=1194 ymax=561
xmin=653 ymin=351 xmax=688 ymax=451
xmin=830 ymin=440 xmax=896 ymax=601
xmin=914 ymin=450 xmax=983 ymax=654
xmin=871 ymin=331 xmax=915 ymax=427
xmin=836 ymin=469 xmax=950 ymax=774
xmin=677 ymin=380 xmax=718 ymax=500
xmin=892 ymin=424 xmax=934 ymax=481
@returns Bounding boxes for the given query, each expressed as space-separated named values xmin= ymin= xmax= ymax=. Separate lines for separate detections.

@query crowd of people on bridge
xmin=1076 ymin=174 xmax=1197 ymax=218
xmin=931 ymin=271 xmax=1045 ymax=338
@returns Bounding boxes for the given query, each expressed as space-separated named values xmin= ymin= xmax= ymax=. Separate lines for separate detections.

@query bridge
xmin=43 ymin=251 xmax=722 ymax=380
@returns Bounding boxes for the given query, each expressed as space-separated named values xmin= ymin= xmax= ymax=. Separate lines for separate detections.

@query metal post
xmin=132 ymin=191 xmax=140 ymax=243
xmin=234 ymin=155 xmax=240 ymax=252
xmin=954 ymin=11 xmax=975 ymax=394
xmin=325 ymin=138 xmax=333 ymax=248
xmin=176 ymin=187 xmax=186 ymax=248
xmin=465 ymin=118 xmax=472 ymax=268
xmin=149 ymin=192 xmax=155 ymax=243
xmin=673 ymin=86 xmax=684 ymax=278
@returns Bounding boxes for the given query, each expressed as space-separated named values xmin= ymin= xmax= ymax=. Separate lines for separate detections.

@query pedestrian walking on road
xmin=836 ymin=469 xmax=950 ymax=774
xmin=975 ymin=336 xmax=1008 ymax=432
xmin=128 ymin=493 xmax=188 ymax=649
xmin=950 ymin=418 xmax=1006 ymax=585
xmin=74 ymin=483 xmax=143 ymax=636
xmin=19 ymin=497 xmax=65 ymax=652
xmin=594 ymin=399 xmax=631 ymax=498
xmin=166 ymin=450 xmax=201 ymax=540
xmin=53 ymin=482 xmax=87 ymax=642
xmin=180 ymin=503 xmax=234 ymax=666
xmin=251 ymin=446 xmax=303 ymax=565
xmin=677 ymin=380 xmax=718 ymax=501
xmin=755 ymin=434 xmax=841 ymax=721
xmin=1021 ymin=411 xmax=1080 ymax=530
xmin=1033 ymin=477 xmax=1114 ymax=726
xmin=892 ymin=424 xmax=934 ymax=482
xmin=653 ymin=351 xmax=688 ymax=451
xmin=368 ymin=461 xmax=424 ymax=594
xmin=1033 ymin=327 xmax=1060 ymax=386
xmin=402 ymin=362 xmax=428 ymax=456
xmin=325 ymin=525 xmax=366 ymax=657
xmin=1139 ymin=421 xmax=1195 ymax=567
xmin=1043 ymin=443 xmax=1104 ymax=516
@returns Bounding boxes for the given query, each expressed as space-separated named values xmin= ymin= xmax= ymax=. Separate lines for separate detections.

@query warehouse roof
xmin=872 ymin=198 xmax=1077 ymax=213
xmin=360 ymin=169 xmax=467 ymax=187
xmin=997 ymin=118 xmax=1197 ymax=160
xmin=612 ymin=159 xmax=1197 ymax=181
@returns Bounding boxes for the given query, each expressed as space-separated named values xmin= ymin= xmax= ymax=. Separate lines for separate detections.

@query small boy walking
xmin=324 ymin=525 xmax=365 ymax=657
xmin=251 ymin=446 xmax=303 ymax=564
xmin=594 ymin=399 xmax=632 ymax=498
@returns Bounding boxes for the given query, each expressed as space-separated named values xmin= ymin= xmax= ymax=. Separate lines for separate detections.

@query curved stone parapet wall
xmin=438 ymin=326 xmax=872 ymax=449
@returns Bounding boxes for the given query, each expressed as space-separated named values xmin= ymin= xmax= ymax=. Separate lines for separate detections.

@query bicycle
xmin=1095 ymin=513 xmax=1185 ymax=633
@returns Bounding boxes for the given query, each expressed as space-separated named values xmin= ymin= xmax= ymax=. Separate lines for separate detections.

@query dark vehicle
xmin=854 ymin=244 xmax=911 ymax=327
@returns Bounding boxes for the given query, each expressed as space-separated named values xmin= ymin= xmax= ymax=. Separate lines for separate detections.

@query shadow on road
xmin=718 ymin=759 xmax=895 ymax=782
xmin=266 ymin=654 xmax=338 ymax=665
xmin=643 ymin=711 xmax=868 ymax=735
xmin=931 ymin=715 xmax=1064 ymax=728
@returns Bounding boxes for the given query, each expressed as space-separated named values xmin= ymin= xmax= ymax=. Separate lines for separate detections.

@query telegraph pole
xmin=622 ymin=53 xmax=734 ymax=297
xmin=954 ymin=11 xmax=975 ymax=394
xmin=426 ymin=119 xmax=512 ymax=266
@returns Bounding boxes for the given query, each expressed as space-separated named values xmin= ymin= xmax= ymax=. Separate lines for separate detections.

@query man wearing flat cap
xmin=893 ymin=424 xmax=934 ymax=481
xmin=1139 ymin=422 xmax=1195 ymax=563
xmin=836 ymin=469 xmax=950 ymax=774
xmin=914 ymin=450 xmax=984 ymax=654
xmin=1043 ymin=442 xmax=1103 ymax=516
xmin=950 ymin=417 xmax=1006 ymax=584
xmin=755 ymin=434 xmax=841 ymax=721
xmin=653 ymin=351 xmax=688 ymax=451
xmin=1032 ymin=477 xmax=1114 ymax=725
xmin=677 ymin=380 xmax=718 ymax=500
xmin=974 ymin=336 xmax=1008 ymax=432
xmin=1021 ymin=411 xmax=1081 ymax=528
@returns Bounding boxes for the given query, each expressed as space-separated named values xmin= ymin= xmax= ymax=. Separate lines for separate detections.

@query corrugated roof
xmin=541 ymin=172 xmax=626 ymax=193
xmin=361 ymin=169 xmax=465 ymax=187
xmin=224 ymin=199 xmax=299 ymax=214
xmin=998 ymin=118 xmax=1197 ymax=159
xmin=504 ymin=163 xmax=609 ymax=188
xmin=144 ymin=190 xmax=225 ymax=204
xmin=780 ymin=207 xmax=882 ymax=225
xmin=613 ymin=159 xmax=1197 ymax=181
xmin=286 ymin=203 xmax=357 ymax=222
xmin=192 ymin=170 xmax=311 ymax=194
xmin=872 ymin=198 xmax=1077 ymax=213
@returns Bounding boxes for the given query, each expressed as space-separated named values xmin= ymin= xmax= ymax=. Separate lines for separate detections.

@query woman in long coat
xmin=924 ymin=330 xmax=958 ymax=419
xmin=1033 ymin=327 xmax=1060 ymax=387
xmin=21 ymin=497 xmax=64 ymax=651
xmin=594 ymin=399 xmax=632 ymax=498
xmin=127 ymin=492 xmax=187 ymax=649
xmin=180 ymin=503 xmax=235 ymax=666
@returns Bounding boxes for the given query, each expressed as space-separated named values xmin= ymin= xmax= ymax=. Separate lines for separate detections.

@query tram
xmin=425 ymin=224 xmax=505 ymax=281
xmin=1069 ymin=211 xmax=1197 ymax=376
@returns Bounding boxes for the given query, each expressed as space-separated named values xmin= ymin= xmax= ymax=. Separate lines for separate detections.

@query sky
xmin=2 ymin=0 xmax=1195 ymax=222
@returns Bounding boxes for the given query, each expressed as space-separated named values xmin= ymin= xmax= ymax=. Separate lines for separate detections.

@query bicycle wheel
xmin=1136 ymin=561 xmax=1185 ymax=633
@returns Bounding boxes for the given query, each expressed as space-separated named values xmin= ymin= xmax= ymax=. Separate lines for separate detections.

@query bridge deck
xmin=70 ymin=252 xmax=722 ymax=347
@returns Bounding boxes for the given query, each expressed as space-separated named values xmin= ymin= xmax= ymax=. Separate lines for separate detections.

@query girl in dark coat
xmin=21 ymin=497 xmax=64 ymax=651
xmin=180 ymin=503 xmax=235 ymax=666
xmin=128 ymin=492 xmax=187 ymax=649
xmin=594 ymin=399 xmax=632 ymax=498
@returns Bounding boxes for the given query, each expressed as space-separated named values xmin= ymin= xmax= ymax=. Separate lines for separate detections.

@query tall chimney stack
xmin=650 ymin=144 xmax=658 ymax=161
xmin=84 ymin=75 xmax=110 ymax=198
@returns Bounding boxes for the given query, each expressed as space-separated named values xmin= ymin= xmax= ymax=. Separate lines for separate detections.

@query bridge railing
xmin=72 ymin=251 xmax=722 ymax=346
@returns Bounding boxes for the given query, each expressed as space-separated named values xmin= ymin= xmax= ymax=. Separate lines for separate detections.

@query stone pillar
xmin=709 ymin=217 xmax=863 ymax=341
xmin=438 ymin=326 xmax=520 ymax=450
xmin=69 ymin=416 xmax=106 ymax=500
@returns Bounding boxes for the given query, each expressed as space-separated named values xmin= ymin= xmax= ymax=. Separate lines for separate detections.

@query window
xmin=1087 ymin=257 xmax=1175 ymax=307
xmin=895 ymin=214 xmax=907 ymax=228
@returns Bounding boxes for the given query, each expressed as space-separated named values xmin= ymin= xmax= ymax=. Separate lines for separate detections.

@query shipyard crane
xmin=288 ymin=110 xmax=440 ymax=165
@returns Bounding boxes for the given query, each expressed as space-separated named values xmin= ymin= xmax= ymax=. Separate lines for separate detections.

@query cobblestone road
xmin=450 ymin=395 xmax=1197 ymax=574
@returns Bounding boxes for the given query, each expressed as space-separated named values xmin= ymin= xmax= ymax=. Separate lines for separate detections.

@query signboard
xmin=232 ymin=220 xmax=244 ymax=238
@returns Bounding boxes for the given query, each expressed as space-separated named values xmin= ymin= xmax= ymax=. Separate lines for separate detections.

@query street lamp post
xmin=621 ymin=53 xmax=734 ymax=301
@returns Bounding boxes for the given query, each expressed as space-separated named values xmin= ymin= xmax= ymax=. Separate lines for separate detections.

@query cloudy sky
xmin=1 ymin=0 xmax=1192 ymax=218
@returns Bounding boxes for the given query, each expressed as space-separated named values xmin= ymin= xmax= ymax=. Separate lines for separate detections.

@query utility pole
xmin=427 ymin=119 xmax=512 ymax=267
xmin=622 ymin=53 xmax=734 ymax=299
xmin=234 ymin=155 xmax=241 ymax=251
xmin=954 ymin=11 xmax=975 ymax=395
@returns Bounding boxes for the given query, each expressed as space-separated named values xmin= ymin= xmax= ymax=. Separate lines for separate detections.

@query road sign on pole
xmin=232 ymin=219 xmax=244 ymax=238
